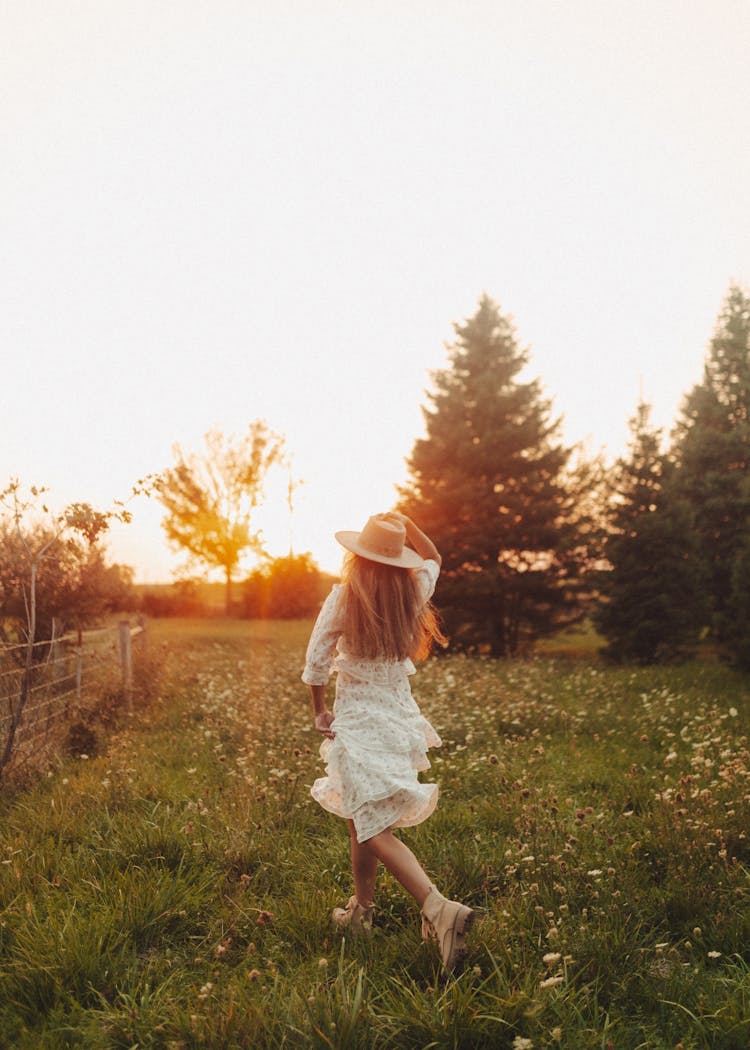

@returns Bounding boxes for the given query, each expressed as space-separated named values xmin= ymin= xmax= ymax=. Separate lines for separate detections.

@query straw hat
xmin=335 ymin=514 xmax=423 ymax=569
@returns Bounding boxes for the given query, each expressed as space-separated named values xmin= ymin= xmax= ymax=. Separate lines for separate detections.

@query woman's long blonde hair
xmin=341 ymin=553 xmax=446 ymax=661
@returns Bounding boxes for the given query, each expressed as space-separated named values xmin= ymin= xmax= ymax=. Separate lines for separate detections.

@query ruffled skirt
xmin=310 ymin=671 xmax=441 ymax=843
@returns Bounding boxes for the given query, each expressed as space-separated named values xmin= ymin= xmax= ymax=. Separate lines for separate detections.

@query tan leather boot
xmin=421 ymin=886 xmax=474 ymax=974
xmin=331 ymin=896 xmax=374 ymax=935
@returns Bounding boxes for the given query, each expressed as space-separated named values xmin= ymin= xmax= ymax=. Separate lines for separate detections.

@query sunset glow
xmin=2 ymin=2 xmax=748 ymax=581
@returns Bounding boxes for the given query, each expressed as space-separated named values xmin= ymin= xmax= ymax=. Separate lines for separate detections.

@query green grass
xmin=534 ymin=619 xmax=605 ymax=657
xmin=1 ymin=619 xmax=749 ymax=1047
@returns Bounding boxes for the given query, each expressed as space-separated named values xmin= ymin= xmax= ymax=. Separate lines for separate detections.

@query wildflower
xmin=728 ymin=707 xmax=738 ymax=717
xmin=246 ymin=968 xmax=261 ymax=981
xmin=512 ymin=1038 xmax=534 ymax=1050
xmin=256 ymin=910 xmax=274 ymax=927
xmin=551 ymin=1028 xmax=562 ymax=1042
xmin=586 ymin=869 xmax=603 ymax=877
xmin=540 ymin=975 xmax=564 ymax=988
xmin=707 ymin=950 xmax=722 ymax=959
xmin=318 ymin=957 xmax=328 ymax=969
xmin=542 ymin=952 xmax=561 ymax=966
xmin=546 ymin=926 xmax=559 ymax=942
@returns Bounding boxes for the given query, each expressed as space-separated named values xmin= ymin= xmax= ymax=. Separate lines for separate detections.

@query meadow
xmin=0 ymin=618 xmax=748 ymax=1049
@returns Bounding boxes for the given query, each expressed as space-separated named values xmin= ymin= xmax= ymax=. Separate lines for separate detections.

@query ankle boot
xmin=421 ymin=886 xmax=474 ymax=974
xmin=331 ymin=895 xmax=374 ymax=935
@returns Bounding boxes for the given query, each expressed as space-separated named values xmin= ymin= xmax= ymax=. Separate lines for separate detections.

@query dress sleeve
xmin=301 ymin=585 xmax=344 ymax=685
xmin=414 ymin=558 xmax=440 ymax=605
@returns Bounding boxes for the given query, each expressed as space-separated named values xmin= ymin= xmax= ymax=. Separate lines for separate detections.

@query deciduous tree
xmin=157 ymin=423 xmax=285 ymax=614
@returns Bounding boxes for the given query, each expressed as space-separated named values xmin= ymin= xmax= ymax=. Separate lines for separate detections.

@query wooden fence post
xmin=118 ymin=621 xmax=133 ymax=713
xmin=51 ymin=617 xmax=63 ymax=681
xmin=137 ymin=614 xmax=148 ymax=654
xmin=75 ymin=628 xmax=83 ymax=703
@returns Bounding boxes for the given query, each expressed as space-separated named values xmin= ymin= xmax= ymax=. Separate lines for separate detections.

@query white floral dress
xmin=302 ymin=559 xmax=442 ymax=843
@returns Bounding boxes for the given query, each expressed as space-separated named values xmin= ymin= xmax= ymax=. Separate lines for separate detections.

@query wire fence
xmin=0 ymin=619 xmax=147 ymax=780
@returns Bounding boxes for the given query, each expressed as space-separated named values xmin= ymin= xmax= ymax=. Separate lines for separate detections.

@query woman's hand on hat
xmin=383 ymin=511 xmax=441 ymax=566
xmin=314 ymin=709 xmax=335 ymax=739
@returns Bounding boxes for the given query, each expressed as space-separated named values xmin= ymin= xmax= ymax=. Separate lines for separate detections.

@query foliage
xmin=399 ymin=294 xmax=600 ymax=655
xmin=671 ymin=284 xmax=750 ymax=658
xmin=139 ymin=578 xmax=218 ymax=618
xmin=595 ymin=401 xmax=705 ymax=662
xmin=242 ymin=552 xmax=327 ymax=619
xmin=727 ymin=530 xmax=750 ymax=669
xmin=0 ymin=522 xmax=135 ymax=644
xmin=0 ymin=478 xmax=146 ymax=641
xmin=0 ymin=619 xmax=748 ymax=1047
xmin=157 ymin=423 xmax=285 ymax=614
xmin=0 ymin=480 xmax=138 ymax=778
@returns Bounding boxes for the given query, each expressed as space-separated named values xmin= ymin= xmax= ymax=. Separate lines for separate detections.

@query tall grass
xmin=0 ymin=619 xmax=748 ymax=1047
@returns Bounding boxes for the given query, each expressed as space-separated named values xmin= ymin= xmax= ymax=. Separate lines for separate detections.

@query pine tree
xmin=399 ymin=294 xmax=594 ymax=655
xmin=595 ymin=401 xmax=704 ymax=662
xmin=672 ymin=284 xmax=750 ymax=647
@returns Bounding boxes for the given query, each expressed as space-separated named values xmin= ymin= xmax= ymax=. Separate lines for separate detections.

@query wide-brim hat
xmin=335 ymin=514 xmax=424 ymax=569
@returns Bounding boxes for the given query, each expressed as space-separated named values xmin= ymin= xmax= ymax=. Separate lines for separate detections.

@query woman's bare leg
xmin=361 ymin=828 xmax=432 ymax=906
xmin=348 ymin=820 xmax=378 ymax=906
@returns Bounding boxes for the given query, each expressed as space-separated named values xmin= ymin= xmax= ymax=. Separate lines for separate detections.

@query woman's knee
xmin=363 ymin=828 xmax=395 ymax=851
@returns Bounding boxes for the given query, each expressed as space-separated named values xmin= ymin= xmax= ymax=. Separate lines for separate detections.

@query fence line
xmin=0 ymin=618 xmax=147 ymax=779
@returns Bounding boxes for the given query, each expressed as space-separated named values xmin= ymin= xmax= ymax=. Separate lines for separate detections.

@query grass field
xmin=1 ymin=618 xmax=749 ymax=1048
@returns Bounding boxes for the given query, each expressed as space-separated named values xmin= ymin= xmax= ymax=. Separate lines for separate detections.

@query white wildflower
xmin=540 ymin=975 xmax=564 ymax=989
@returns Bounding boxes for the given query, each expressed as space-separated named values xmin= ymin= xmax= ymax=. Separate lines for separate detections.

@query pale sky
xmin=2 ymin=1 xmax=748 ymax=579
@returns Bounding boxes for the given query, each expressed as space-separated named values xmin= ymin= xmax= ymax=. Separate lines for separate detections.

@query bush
xmin=0 ymin=521 xmax=137 ymax=643
xmin=242 ymin=553 xmax=327 ymax=619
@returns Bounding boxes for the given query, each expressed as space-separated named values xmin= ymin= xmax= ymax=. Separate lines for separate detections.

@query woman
xmin=302 ymin=511 xmax=474 ymax=975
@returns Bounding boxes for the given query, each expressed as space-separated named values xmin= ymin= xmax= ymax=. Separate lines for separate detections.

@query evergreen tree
xmin=672 ymin=284 xmax=750 ymax=647
xmin=728 ymin=518 xmax=750 ymax=668
xmin=399 ymin=294 xmax=595 ymax=655
xmin=595 ymin=401 xmax=704 ymax=662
